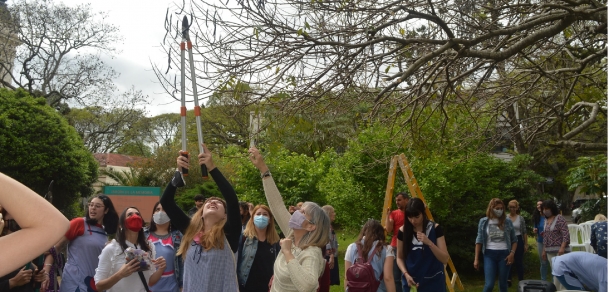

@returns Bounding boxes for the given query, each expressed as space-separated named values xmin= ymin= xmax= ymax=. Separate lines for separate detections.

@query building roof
xmin=93 ymin=153 xmax=145 ymax=167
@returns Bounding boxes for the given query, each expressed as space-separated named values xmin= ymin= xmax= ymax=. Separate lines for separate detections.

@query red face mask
xmin=125 ymin=215 xmax=143 ymax=232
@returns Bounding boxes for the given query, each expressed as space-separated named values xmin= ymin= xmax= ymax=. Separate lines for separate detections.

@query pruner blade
xmin=182 ymin=15 xmax=190 ymax=41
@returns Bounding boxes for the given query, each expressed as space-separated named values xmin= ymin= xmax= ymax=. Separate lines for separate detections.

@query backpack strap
xmin=355 ymin=242 xmax=365 ymax=263
xmin=354 ymin=242 xmax=385 ymax=283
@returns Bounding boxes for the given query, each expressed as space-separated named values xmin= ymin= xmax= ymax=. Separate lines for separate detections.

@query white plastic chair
xmin=567 ymin=224 xmax=587 ymax=251
xmin=579 ymin=222 xmax=594 ymax=253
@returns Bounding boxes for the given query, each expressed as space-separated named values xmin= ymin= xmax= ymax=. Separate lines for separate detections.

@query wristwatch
xmin=261 ymin=170 xmax=271 ymax=178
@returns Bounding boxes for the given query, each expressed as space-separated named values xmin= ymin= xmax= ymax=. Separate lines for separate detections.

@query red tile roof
xmin=93 ymin=153 xmax=146 ymax=167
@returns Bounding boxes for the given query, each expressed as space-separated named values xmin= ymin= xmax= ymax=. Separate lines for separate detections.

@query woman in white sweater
xmin=248 ymin=147 xmax=330 ymax=292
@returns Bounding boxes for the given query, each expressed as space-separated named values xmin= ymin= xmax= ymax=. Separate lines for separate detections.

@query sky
xmin=21 ymin=0 xmax=184 ymax=117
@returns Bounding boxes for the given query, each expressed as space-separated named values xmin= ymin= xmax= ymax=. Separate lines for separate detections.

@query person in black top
xmin=160 ymin=144 xmax=241 ymax=290
xmin=236 ymin=204 xmax=281 ymax=292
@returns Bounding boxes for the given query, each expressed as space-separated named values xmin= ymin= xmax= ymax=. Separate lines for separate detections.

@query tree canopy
xmin=156 ymin=0 xmax=607 ymax=155
xmin=0 ymin=88 xmax=98 ymax=217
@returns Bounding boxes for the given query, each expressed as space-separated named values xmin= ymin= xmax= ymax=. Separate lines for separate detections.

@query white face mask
xmin=153 ymin=211 xmax=171 ymax=225
xmin=493 ymin=209 xmax=504 ymax=218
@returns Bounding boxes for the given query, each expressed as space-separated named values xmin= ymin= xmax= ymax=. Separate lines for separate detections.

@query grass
xmin=329 ymin=231 xmax=553 ymax=292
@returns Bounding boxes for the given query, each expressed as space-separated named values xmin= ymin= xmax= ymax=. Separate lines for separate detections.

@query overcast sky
xmin=17 ymin=0 xmax=184 ymax=117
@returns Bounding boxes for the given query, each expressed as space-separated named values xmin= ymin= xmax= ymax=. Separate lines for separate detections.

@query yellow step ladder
xmin=381 ymin=154 xmax=464 ymax=292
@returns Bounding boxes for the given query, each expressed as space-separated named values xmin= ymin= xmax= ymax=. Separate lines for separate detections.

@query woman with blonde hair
xmin=248 ymin=147 xmax=330 ymax=292
xmin=160 ymin=144 xmax=241 ymax=291
xmin=591 ymin=214 xmax=607 ymax=258
xmin=236 ymin=204 xmax=281 ymax=292
xmin=506 ymin=199 xmax=527 ymax=287
xmin=474 ymin=198 xmax=517 ymax=292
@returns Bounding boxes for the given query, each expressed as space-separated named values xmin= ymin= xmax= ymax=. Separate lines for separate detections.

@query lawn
xmin=329 ymin=230 xmax=553 ymax=292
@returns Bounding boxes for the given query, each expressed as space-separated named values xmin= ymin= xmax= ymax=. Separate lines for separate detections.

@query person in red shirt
xmin=385 ymin=192 xmax=408 ymax=290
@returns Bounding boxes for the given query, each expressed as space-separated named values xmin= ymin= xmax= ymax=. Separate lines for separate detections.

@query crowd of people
xmin=0 ymin=148 xmax=607 ymax=292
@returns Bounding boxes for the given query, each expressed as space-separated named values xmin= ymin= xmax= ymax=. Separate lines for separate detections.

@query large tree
xmin=156 ymin=0 xmax=607 ymax=155
xmin=65 ymin=88 xmax=149 ymax=154
xmin=0 ymin=0 xmax=148 ymax=112
xmin=0 ymin=88 xmax=98 ymax=217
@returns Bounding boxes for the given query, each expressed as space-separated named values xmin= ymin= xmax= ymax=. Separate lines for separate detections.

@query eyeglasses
xmin=299 ymin=209 xmax=314 ymax=224
xmin=88 ymin=203 xmax=104 ymax=209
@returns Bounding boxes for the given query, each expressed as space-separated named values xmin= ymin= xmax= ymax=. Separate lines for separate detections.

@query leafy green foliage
xmin=224 ymin=145 xmax=335 ymax=207
xmin=566 ymin=155 xmax=607 ymax=196
xmin=414 ymin=154 xmax=544 ymax=272
xmin=566 ymin=154 xmax=607 ymax=221
xmin=0 ymin=89 xmax=98 ymax=217
xmin=174 ymin=181 xmax=223 ymax=211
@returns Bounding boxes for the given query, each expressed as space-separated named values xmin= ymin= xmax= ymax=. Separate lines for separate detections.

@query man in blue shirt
xmin=552 ymin=252 xmax=607 ymax=292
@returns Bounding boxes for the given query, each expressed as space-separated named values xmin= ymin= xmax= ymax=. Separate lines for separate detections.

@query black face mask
xmin=4 ymin=219 xmax=21 ymax=232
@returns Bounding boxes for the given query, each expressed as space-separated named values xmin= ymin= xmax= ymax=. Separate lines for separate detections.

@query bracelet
xmin=44 ymin=264 xmax=52 ymax=266
xmin=261 ymin=170 xmax=271 ymax=178
xmin=510 ymin=250 xmax=515 ymax=254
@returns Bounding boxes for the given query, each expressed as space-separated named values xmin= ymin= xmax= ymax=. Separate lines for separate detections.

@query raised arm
xmin=195 ymin=144 xmax=240 ymax=252
xmin=248 ymin=147 xmax=291 ymax=235
xmin=160 ymin=171 xmax=191 ymax=234
xmin=216 ymin=169 xmax=240 ymax=252
xmin=0 ymin=173 xmax=70 ymax=277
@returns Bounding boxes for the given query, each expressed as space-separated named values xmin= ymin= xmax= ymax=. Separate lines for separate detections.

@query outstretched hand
xmin=248 ymin=147 xmax=268 ymax=173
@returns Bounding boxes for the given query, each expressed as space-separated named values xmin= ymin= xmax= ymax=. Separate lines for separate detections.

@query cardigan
xmin=262 ymin=177 xmax=325 ymax=292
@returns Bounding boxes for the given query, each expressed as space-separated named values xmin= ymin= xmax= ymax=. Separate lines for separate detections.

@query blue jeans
xmin=537 ymin=241 xmax=548 ymax=281
xmin=483 ymin=249 xmax=510 ymax=292
xmin=556 ymin=275 xmax=584 ymax=290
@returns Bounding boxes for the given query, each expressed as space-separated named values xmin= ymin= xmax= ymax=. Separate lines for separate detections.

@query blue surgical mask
xmin=253 ymin=215 xmax=269 ymax=229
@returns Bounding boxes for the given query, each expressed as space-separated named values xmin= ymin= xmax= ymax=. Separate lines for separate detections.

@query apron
xmin=60 ymin=219 xmax=107 ymax=292
xmin=402 ymin=221 xmax=445 ymax=292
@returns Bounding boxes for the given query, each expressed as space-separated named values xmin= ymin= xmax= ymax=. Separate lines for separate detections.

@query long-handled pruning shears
xmin=180 ymin=16 xmax=208 ymax=179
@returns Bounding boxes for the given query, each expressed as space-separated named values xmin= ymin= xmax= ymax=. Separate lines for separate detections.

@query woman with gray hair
xmin=248 ymin=147 xmax=330 ymax=292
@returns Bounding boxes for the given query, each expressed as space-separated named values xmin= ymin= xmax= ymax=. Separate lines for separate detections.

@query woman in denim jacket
xmin=474 ymin=198 xmax=517 ymax=292
xmin=144 ymin=202 xmax=184 ymax=292
xmin=236 ymin=204 xmax=281 ymax=292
